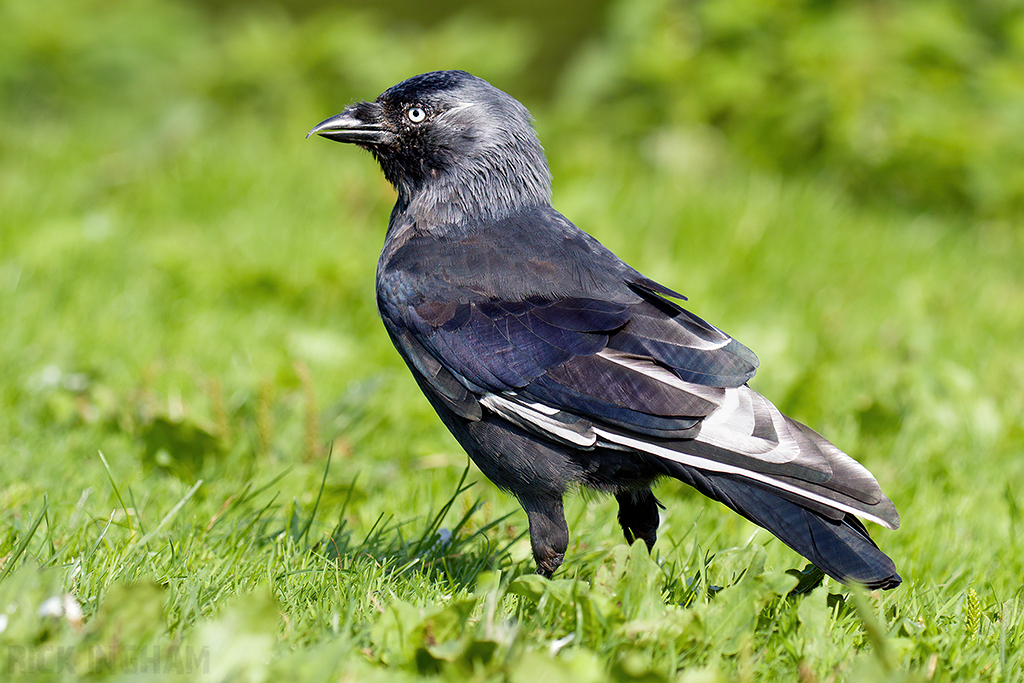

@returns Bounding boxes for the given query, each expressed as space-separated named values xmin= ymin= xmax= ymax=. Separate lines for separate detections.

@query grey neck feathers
xmin=399 ymin=131 xmax=552 ymax=231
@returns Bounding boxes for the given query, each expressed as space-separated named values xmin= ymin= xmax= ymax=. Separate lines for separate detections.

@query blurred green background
xmin=2 ymin=0 xmax=1024 ymax=681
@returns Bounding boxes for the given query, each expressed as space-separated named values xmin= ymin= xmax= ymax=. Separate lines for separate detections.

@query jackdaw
xmin=309 ymin=70 xmax=901 ymax=589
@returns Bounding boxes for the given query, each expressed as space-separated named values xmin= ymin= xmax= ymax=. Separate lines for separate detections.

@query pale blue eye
xmin=407 ymin=107 xmax=426 ymax=123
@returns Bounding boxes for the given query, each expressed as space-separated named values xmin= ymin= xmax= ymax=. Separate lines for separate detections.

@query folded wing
xmin=382 ymin=279 xmax=900 ymax=587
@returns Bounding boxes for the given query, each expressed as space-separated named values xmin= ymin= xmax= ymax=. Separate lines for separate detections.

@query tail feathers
xmin=665 ymin=462 xmax=902 ymax=589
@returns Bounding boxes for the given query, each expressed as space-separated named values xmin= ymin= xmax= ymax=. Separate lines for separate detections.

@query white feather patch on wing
xmin=596 ymin=350 xmax=725 ymax=403
xmin=593 ymin=427 xmax=896 ymax=529
xmin=697 ymin=386 xmax=803 ymax=463
xmin=480 ymin=393 xmax=597 ymax=447
xmin=597 ymin=350 xmax=797 ymax=463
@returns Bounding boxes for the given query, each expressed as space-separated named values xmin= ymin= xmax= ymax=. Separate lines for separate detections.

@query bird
xmin=308 ymin=70 xmax=901 ymax=589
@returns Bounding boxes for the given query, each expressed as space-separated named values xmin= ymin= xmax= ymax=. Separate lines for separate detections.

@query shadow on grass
xmin=285 ymin=451 xmax=529 ymax=590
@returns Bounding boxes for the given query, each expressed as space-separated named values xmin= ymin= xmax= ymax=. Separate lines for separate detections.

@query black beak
xmin=307 ymin=102 xmax=387 ymax=145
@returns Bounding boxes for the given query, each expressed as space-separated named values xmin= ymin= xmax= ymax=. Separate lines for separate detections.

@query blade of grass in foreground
xmin=0 ymin=494 xmax=48 ymax=580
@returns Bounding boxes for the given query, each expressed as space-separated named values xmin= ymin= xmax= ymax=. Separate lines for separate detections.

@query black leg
xmin=521 ymin=496 xmax=569 ymax=578
xmin=615 ymin=489 xmax=661 ymax=552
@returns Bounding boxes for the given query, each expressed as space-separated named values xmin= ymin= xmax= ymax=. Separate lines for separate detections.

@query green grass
xmin=2 ymin=1 xmax=1023 ymax=681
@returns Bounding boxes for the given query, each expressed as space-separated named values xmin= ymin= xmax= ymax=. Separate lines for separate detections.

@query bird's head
xmin=309 ymin=71 xmax=552 ymax=223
